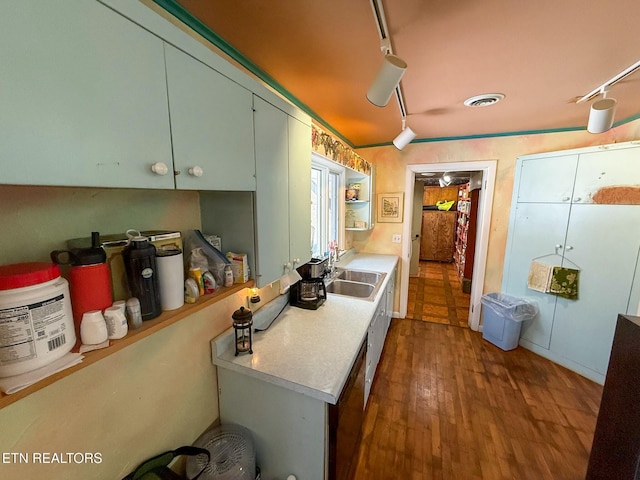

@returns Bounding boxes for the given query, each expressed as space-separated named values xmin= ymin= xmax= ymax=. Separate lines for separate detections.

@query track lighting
xmin=393 ymin=117 xmax=416 ymax=150
xmin=367 ymin=53 xmax=407 ymax=107
xmin=587 ymin=88 xmax=616 ymax=134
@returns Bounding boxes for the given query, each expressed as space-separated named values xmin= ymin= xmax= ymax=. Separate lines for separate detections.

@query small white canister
xmin=0 ymin=262 xmax=76 ymax=377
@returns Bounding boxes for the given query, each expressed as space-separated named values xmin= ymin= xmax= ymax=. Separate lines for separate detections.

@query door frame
xmin=400 ymin=160 xmax=497 ymax=331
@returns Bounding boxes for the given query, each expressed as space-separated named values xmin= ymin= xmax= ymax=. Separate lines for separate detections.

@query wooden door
xmin=420 ymin=211 xmax=455 ymax=261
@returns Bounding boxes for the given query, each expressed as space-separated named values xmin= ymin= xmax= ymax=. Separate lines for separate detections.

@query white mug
xmin=80 ymin=310 xmax=109 ymax=345
xmin=103 ymin=306 xmax=128 ymax=340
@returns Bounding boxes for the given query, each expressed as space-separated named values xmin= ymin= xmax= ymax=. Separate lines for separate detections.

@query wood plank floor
xmin=353 ymin=262 xmax=603 ymax=479
xmin=407 ymin=262 xmax=470 ymax=327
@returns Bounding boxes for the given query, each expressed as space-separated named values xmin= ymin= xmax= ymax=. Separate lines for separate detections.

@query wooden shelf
xmin=0 ymin=280 xmax=253 ymax=409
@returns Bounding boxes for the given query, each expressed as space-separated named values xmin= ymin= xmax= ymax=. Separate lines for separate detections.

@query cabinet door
xmin=502 ymin=203 xmax=571 ymax=349
xmin=0 ymin=0 xmax=173 ymax=188
xmin=288 ymin=116 xmax=312 ymax=267
xmin=165 ymin=44 xmax=255 ymax=190
xmin=254 ymin=96 xmax=290 ymax=285
xmin=550 ymin=205 xmax=640 ymax=376
xmin=516 ymin=155 xmax=578 ymax=203
xmin=573 ymin=146 xmax=640 ymax=204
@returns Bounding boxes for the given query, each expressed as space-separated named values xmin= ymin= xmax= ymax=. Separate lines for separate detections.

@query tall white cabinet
xmin=502 ymin=141 xmax=640 ymax=384
xmin=254 ymin=96 xmax=312 ymax=286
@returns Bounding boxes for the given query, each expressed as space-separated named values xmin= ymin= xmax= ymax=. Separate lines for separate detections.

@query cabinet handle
xmin=284 ymin=262 xmax=292 ymax=270
xmin=292 ymin=258 xmax=300 ymax=266
xmin=151 ymin=162 xmax=169 ymax=176
xmin=573 ymin=196 xmax=582 ymax=202
xmin=565 ymin=245 xmax=574 ymax=251
xmin=554 ymin=244 xmax=563 ymax=255
xmin=188 ymin=166 xmax=204 ymax=177
xmin=562 ymin=196 xmax=571 ymax=202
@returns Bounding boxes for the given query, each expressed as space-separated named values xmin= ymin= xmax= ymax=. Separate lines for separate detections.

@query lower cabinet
xmin=365 ymin=270 xmax=395 ymax=405
xmin=217 ymin=368 xmax=327 ymax=479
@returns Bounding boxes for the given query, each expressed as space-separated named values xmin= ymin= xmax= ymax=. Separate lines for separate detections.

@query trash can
xmin=481 ymin=293 xmax=538 ymax=351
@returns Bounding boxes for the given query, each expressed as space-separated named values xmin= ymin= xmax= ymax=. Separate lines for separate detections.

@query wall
xmin=0 ymin=186 xmax=252 ymax=479
xmin=353 ymin=118 xmax=640 ymax=294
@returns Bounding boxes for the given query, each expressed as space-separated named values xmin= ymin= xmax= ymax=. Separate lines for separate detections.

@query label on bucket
xmin=0 ymin=294 xmax=69 ymax=366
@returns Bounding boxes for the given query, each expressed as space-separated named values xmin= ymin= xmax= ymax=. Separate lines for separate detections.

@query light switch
xmin=392 ymin=234 xmax=402 ymax=243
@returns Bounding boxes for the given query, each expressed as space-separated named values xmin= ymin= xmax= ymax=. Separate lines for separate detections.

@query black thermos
xmin=122 ymin=235 xmax=161 ymax=321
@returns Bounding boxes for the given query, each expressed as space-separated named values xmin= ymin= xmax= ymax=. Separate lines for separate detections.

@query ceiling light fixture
xmin=393 ymin=117 xmax=416 ymax=150
xmin=587 ymin=87 xmax=617 ymax=134
xmin=439 ymin=173 xmax=452 ymax=187
xmin=367 ymin=52 xmax=407 ymax=107
xmin=576 ymin=59 xmax=640 ymax=134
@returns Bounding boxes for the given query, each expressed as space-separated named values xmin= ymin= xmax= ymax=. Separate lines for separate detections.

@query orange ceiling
xmin=163 ymin=0 xmax=640 ymax=147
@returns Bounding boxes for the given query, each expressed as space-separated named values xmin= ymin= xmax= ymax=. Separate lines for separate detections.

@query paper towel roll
xmin=156 ymin=249 xmax=185 ymax=310
xmin=279 ymin=270 xmax=303 ymax=294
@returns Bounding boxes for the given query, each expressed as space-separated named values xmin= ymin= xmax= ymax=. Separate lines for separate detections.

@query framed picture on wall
xmin=377 ymin=192 xmax=404 ymax=223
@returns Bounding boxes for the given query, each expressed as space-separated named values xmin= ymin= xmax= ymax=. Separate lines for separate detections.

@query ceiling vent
xmin=464 ymin=93 xmax=505 ymax=107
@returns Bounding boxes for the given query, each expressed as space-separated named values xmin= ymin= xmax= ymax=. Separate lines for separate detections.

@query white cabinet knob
xmin=284 ymin=262 xmax=292 ymax=270
xmin=151 ymin=162 xmax=169 ymax=176
xmin=562 ymin=196 xmax=571 ymax=202
xmin=573 ymin=196 xmax=582 ymax=202
xmin=188 ymin=166 xmax=204 ymax=177
xmin=565 ymin=245 xmax=574 ymax=250
xmin=292 ymin=258 xmax=300 ymax=265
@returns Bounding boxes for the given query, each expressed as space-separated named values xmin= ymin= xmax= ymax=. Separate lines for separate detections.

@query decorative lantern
xmin=232 ymin=306 xmax=253 ymax=356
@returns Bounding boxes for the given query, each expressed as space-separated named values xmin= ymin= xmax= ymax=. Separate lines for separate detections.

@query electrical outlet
xmin=392 ymin=234 xmax=402 ymax=243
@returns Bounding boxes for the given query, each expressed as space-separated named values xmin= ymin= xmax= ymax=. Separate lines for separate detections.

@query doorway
xmin=407 ymin=174 xmax=478 ymax=327
xmin=399 ymin=161 xmax=497 ymax=331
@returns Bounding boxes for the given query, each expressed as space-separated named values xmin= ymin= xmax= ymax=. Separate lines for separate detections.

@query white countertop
xmin=211 ymin=252 xmax=398 ymax=404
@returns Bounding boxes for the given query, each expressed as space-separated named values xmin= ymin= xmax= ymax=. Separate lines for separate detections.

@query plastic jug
xmin=51 ymin=231 xmax=113 ymax=332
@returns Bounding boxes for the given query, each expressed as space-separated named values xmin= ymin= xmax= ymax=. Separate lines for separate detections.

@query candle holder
xmin=232 ymin=306 xmax=253 ymax=356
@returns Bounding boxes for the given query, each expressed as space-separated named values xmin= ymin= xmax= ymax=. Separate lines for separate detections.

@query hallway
xmin=407 ymin=261 xmax=471 ymax=327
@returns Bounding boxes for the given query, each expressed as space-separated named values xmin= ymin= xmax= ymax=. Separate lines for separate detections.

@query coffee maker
xmin=289 ymin=258 xmax=328 ymax=310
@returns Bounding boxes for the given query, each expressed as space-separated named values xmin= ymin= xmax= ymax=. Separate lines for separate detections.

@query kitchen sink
xmin=336 ymin=269 xmax=383 ymax=285
xmin=325 ymin=269 xmax=386 ymax=301
xmin=326 ymin=279 xmax=375 ymax=298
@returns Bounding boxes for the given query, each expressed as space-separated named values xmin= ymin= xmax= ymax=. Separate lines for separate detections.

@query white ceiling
xmin=154 ymin=0 xmax=640 ymax=148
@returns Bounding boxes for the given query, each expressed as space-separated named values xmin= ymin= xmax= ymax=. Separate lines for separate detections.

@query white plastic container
xmin=0 ymin=262 xmax=76 ymax=377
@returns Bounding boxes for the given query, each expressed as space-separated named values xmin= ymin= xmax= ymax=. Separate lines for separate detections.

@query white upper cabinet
xmin=572 ymin=147 xmax=640 ymax=204
xmin=288 ymin=116 xmax=312 ymax=266
xmin=164 ymin=44 xmax=256 ymax=191
xmin=516 ymin=155 xmax=578 ymax=203
xmin=254 ymin=96 xmax=312 ymax=287
xmin=0 ymin=0 xmax=174 ymax=189
xmin=254 ymin=96 xmax=290 ymax=285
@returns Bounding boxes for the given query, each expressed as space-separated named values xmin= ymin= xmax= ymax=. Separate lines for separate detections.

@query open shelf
xmin=0 ymin=280 xmax=253 ymax=409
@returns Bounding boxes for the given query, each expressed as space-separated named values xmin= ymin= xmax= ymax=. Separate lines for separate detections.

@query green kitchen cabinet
xmin=254 ymin=96 xmax=311 ymax=287
xmin=164 ymin=44 xmax=256 ymax=191
xmin=0 ymin=0 xmax=174 ymax=189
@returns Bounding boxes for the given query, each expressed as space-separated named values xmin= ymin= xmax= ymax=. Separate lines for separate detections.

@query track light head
xmin=393 ymin=125 xmax=416 ymax=150
xmin=587 ymin=97 xmax=617 ymax=134
xmin=367 ymin=54 xmax=407 ymax=107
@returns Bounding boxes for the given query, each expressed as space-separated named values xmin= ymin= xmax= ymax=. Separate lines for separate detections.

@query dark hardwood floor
xmin=353 ymin=262 xmax=603 ymax=479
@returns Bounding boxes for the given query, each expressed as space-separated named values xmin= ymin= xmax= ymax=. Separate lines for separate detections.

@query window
xmin=311 ymin=153 xmax=344 ymax=258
